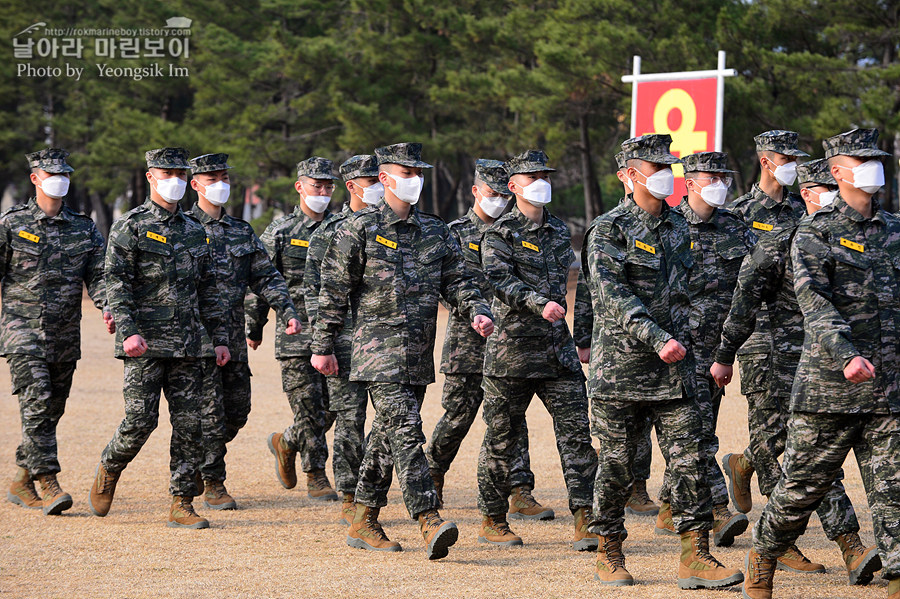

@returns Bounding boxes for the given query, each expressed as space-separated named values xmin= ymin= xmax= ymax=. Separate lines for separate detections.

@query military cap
xmin=620 ymin=134 xmax=681 ymax=165
xmin=296 ymin=156 xmax=339 ymax=180
xmin=822 ymin=128 xmax=890 ymax=159
xmin=26 ymin=148 xmax=74 ymax=173
xmin=614 ymin=151 xmax=627 ymax=171
xmin=189 ymin=153 xmax=232 ymax=174
xmin=374 ymin=143 xmax=433 ymax=168
xmin=681 ymin=151 xmax=735 ymax=174
xmin=504 ymin=150 xmax=556 ymax=176
xmin=753 ymin=130 xmax=809 ymax=157
xmin=145 ymin=147 xmax=190 ymax=169
xmin=340 ymin=154 xmax=379 ymax=181
xmin=474 ymin=159 xmax=512 ymax=196
xmin=797 ymin=158 xmax=837 ymax=187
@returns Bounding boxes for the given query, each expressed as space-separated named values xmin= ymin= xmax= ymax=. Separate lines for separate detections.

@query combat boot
xmin=417 ymin=509 xmax=458 ymax=560
xmin=594 ymin=534 xmax=633 ymax=586
xmin=573 ymin=506 xmax=599 ymax=551
xmin=742 ymin=548 xmax=775 ymax=599
xmin=776 ymin=544 xmax=825 ymax=573
xmin=677 ymin=530 xmax=744 ymax=589
xmin=306 ymin=469 xmax=338 ymax=501
xmin=625 ymin=479 xmax=659 ymax=516
xmin=722 ymin=453 xmax=754 ymax=514
xmin=35 ymin=473 xmax=72 ymax=516
xmin=654 ymin=501 xmax=677 ymax=536
xmin=478 ymin=515 xmax=523 ymax=546
xmin=266 ymin=432 xmax=297 ymax=489
xmin=430 ymin=468 xmax=444 ymax=507
xmin=889 ymin=578 xmax=900 ymax=599
xmin=713 ymin=503 xmax=749 ymax=547
xmin=89 ymin=463 xmax=120 ymax=517
xmin=836 ymin=532 xmax=882 ymax=585
xmin=508 ymin=486 xmax=554 ymax=520
xmin=203 ymin=480 xmax=237 ymax=510
xmin=7 ymin=467 xmax=41 ymax=510
xmin=346 ymin=504 xmax=402 ymax=552
xmin=338 ymin=493 xmax=355 ymax=526
xmin=168 ymin=495 xmax=209 ymax=529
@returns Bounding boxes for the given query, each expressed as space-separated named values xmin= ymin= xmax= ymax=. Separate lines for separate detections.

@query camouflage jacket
xmin=729 ymin=184 xmax=806 ymax=357
xmin=245 ymin=204 xmax=328 ymax=358
xmin=791 ymin=195 xmax=900 ymax=414
xmin=0 ymin=198 xmax=106 ymax=361
xmin=581 ymin=195 xmax=696 ymax=402
xmin=440 ymin=208 xmax=494 ymax=374
xmin=674 ymin=197 xmax=755 ymax=373
xmin=310 ymin=200 xmax=491 ymax=385
xmin=105 ymin=198 xmax=226 ymax=359
xmin=481 ymin=205 xmax=580 ymax=379
xmin=190 ymin=205 xmax=297 ymax=364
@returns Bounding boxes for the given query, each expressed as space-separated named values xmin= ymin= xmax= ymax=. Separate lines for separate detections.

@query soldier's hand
xmin=710 ymin=362 xmax=733 ymax=388
xmin=542 ymin=301 xmax=566 ymax=323
xmin=123 ymin=334 xmax=148 ymax=357
xmin=311 ymin=353 xmax=338 ymax=376
xmin=285 ymin=318 xmax=302 ymax=336
xmin=844 ymin=356 xmax=875 ymax=383
xmin=658 ymin=339 xmax=686 ymax=364
xmin=103 ymin=311 xmax=116 ymax=334
xmin=577 ymin=346 xmax=590 ymax=364
xmin=215 ymin=346 xmax=231 ymax=367
xmin=472 ymin=315 xmax=494 ymax=337
xmin=247 ymin=338 xmax=261 ymax=350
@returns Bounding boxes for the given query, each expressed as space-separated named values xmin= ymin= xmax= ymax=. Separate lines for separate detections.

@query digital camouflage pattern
xmin=503 ymin=150 xmax=556 ymax=175
xmin=374 ymin=143 xmax=433 ymax=168
xmin=797 ymin=158 xmax=837 ymax=187
xmin=189 ymin=153 xmax=232 ymax=174
xmin=680 ymin=151 xmax=735 ymax=174
xmin=145 ymin=147 xmax=190 ymax=169
xmin=279 ymin=356 xmax=335 ymax=472
xmin=620 ymin=134 xmax=682 ymax=164
xmin=339 ymin=154 xmax=379 ymax=181
xmin=752 ymin=130 xmax=809 ymax=157
xmin=822 ymin=127 xmax=890 ymax=159
xmin=199 ymin=360 xmax=251 ymax=482
xmin=296 ymin=156 xmax=339 ymax=180
xmin=474 ymin=159 xmax=512 ymax=195
xmin=26 ymin=148 xmax=74 ymax=173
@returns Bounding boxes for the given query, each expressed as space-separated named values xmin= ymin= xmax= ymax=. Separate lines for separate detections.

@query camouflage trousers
xmin=427 ymin=373 xmax=535 ymax=489
xmin=754 ymin=412 xmax=896 ymax=576
xmin=8 ymin=355 xmax=76 ymax=476
xmin=591 ymin=398 xmax=653 ymax=482
xmin=326 ymin=373 xmax=368 ymax=494
xmin=279 ymin=357 xmax=335 ymax=473
xmin=100 ymin=357 xmax=204 ymax=496
xmin=199 ymin=360 xmax=252 ymax=482
xmin=592 ymin=395 xmax=713 ymax=536
xmin=477 ymin=371 xmax=596 ymax=517
xmin=355 ymin=383 xmax=438 ymax=519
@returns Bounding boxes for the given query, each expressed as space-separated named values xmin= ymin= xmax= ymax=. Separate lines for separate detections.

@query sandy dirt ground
xmin=0 ymin=288 xmax=886 ymax=598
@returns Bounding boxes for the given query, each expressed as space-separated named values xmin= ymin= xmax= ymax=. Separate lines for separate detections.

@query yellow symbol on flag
xmin=653 ymin=89 xmax=708 ymax=178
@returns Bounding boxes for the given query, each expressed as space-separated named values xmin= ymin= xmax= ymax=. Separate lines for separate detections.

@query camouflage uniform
xmin=754 ymin=129 xmax=898 ymax=578
xmin=584 ymin=135 xmax=712 ymax=537
xmin=476 ymin=150 xmax=596 ymax=519
xmin=99 ymin=148 xmax=227 ymax=497
xmin=190 ymin=153 xmax=297 ymax=484
xmin=728 ymin=131 xmax=808 ymax=496
xmin=1 ymin=149 xmax=106 ymax=476
xmin=311 ymin=143 xmax=492 ymax=519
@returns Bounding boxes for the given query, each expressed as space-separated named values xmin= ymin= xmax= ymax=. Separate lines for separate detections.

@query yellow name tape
xmin=635 ymin=239 xmax=656 ymax=254
xmin=146 ymin=231 xmax=167 ymax=244
xmin=521 ymin=241 xmax=539 ymax=252
xmin=290 ymin=238 xmax=309 ymax=247
xmin=752 ymin=221 xmax=773 ymax=232
xmin=375 ymin=235 xmax=397 ymax=249
xmin=468 ymin=242 xmax=480 ymax=252
xmin=18 ymin=230 xmax=39 ymax=243
xmin=690 ymin=241 xmax=694 ymax=249
xmin=840 ymin=238 xmax=864 ymax=253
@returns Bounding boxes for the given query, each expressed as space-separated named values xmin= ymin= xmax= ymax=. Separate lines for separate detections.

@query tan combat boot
xmin=889 ymin=578 xmax=900 ymax=599
xmin=713 ymin=503 xmax=749 ymax=547
xmin=722 ymin=453 xmax=754 ymax=514
xmin=203 ymin=480 xmax=237 ymax=510
xmin=478 ymin=515 xmax=523 ymax=546
xmin=677 ymin=530 xmax=744 ymax=589
xmin=594 ymin=534 xmax=634 ymax=586
xmin=306 ymin=469 xmax=338 ymax=501
xmin=625 ymin=479 xmax=659 ymax=516
xmin=346 ymin=504 xmax=401 ymax=551
xmin=267 ymin=432 xmax=297 ymax=489
xmin=654 ymin=501 xmax=677 ymax=536
xmin=776 ymin=544 xmax=825 ymax=573
xmin=742 ymin=548 xmax=776 ymax=599
xmin=508 ymin=486 xmax=554 ymax=521
xmin=89 ymin=463 xmax=120 ymax=517
xmin=168 ymin=495 xmax=209 ymax=529
xmin=430 ymin=468 xmax=445 ymax=508
xmin=573 ymin=506 xmax=599 ymax=551
xmin=338 ymin=493 xmax=355 ymax=526
xmin=35 ymin=473 xmax=73 ymax=516
xmin=7 ymin=467 xmax=41 ymax=510
xmin=418 ymin=509 xmax=458 ymax=560
xmin=836 ymin=532 xmax=882 ymax=585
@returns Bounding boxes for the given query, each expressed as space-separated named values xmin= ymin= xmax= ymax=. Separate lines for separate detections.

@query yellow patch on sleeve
xmin=290 ymin=238 xmax=310 ymax=247
xmin=752 ymin=221 xmax=774 ymax=232
xmin=17 ymin=230 xmax=39 ymax=243
xmin=521 ymin=241 xmax=539 ymax=252
xmin=375 ymin=235 xmax=397 ymax=249
xmin=206 ymin=237 xmax=210 ymax=244
xmin=635 ymin=239 xmax=656 ymax=254
xmin=146 ymin=231 xmax=167 ymax=244
xmin=468 ymin=242 xmax=480 ymax=251
xmin=690 ymin=241 xmax=694 ymax=249
xmin=840 ymin=238 xmax=864 ymax=253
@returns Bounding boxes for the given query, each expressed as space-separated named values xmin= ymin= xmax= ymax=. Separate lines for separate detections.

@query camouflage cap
xmin=797 ymin=158 xmax=837 ymax=187
xmin=474 ymin=159 xmax=512 ymax=196
xmin=620 ymin=134 xmax=681 ymax=165
xmin=145 ymin=147 xmax=190 ymax=169
xmin=504 ymin=150 xmax=556 ymax=175
xmin=26 ymin=148 xmax=74 ymax=173
xmin=189 ymin=153 xmax=232 ymax=174
xmin=753 ymin=130 xmax=809 ymax=157
xmin=822 ymin=127 xmax=890 ymax=159
xmin=681 ymin=151 xmax=735 ymax=174
xmin=296 ymin=156 xmax=339 ymax=180
xmin=614 ymin=151 xmax=627 ymax=171
xmin=340 ymin=154 xmax=379 ymax=181
xmin=374 ymin=142 xmax=433 ymax=168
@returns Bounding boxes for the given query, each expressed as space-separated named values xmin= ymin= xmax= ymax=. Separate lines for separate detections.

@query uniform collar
xmin=292 ymin=203 xmax=328 ymax=228
xmin=623 ymin=194 xmax=670 ymax=230
xmin=834 ymin=193 xmax=884 ymax=224
xmin=750 ymin=183 xmax=783 ymax=209
xmin=145 ymin=197 xmax=184 ymax=222
xmin=27 ymin=197 xmax=73 ymax=222
xmin=379 ymin=199 xmax=421 ymax=228
xmin=511 ymin=204 xmax=548 ymax=232
xmin=466 ymin=207 xmax=492 ymax=233
xmin=190 ymin=203 xmax=228 ymax=225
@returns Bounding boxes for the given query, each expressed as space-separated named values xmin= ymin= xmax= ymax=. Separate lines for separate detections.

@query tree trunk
xmin=579 ymin=113 xmax=601 ymax=221
xmin=90 ymin=191 xmax=112 ymax=239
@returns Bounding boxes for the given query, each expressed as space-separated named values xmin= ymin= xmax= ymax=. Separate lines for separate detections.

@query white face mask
xmin=768 ymin=160 xmax=798 ymax=187
xmin=386 ymin=173 xmax=424 ymax=205
xmin=199 ymin=180 xmax=230 ymax=206
xmin=808 ymin=188 xmax=837 ymax=208
xmin=38 ymin=174 xmax=70 ymax=199
xmin=303 ymin=194 xmax=331 ymax=213
xmin=840 ymin=160 xmax=885 ymax=194
xmin=478 ymin=192 xmax=508 ymax=218
xmin=637 ymin=167 xmax=674 ymax=200
xmin=358 ymin=182 xmax=384 ymax=205
xmin=622 ymin=175 xmax=634 ymax=194
xmin=518 ymin=178 xmax=552 ymax=206
xmin=695 ymin=180 xmax=728 ymax=207
xmin=152 ymin=174 xmax=187 ymax=204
